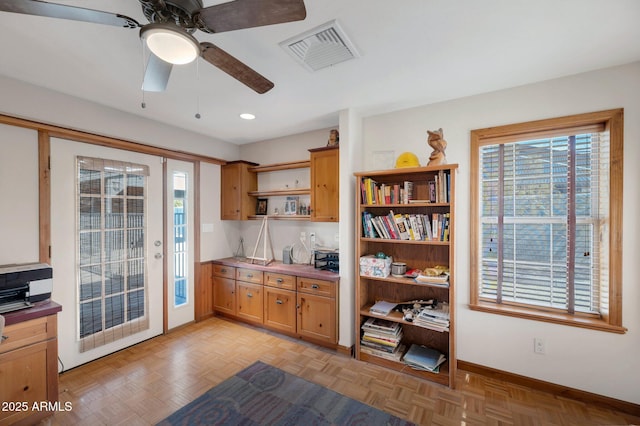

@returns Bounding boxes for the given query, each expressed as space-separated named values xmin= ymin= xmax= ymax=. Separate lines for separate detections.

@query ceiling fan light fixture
xmin=140 ymin=23 xmax=200 ymax=65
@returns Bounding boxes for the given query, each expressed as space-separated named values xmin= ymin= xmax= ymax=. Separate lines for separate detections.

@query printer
xmin=0 ymin=263 xmax=52 ymax=314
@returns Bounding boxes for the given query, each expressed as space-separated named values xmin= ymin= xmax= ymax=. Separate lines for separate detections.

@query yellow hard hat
xmin=395 ymin=152 xmax=420 ymax=168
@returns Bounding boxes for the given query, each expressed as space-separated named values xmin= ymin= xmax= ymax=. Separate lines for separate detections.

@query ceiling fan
xmin=0 ymin=0 xmax=307 ymax=93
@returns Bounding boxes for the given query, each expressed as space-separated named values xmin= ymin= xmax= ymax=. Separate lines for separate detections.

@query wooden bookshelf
xmin=354 ymin=164 xmax=458 ymax=388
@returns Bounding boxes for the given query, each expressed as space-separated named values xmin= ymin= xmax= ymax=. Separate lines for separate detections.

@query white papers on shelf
xmin=369 ymin=300 xmax=396 ymax=316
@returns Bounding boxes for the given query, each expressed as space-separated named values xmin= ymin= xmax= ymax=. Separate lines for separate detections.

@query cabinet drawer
xmin=236 ymin=268 xmax=263 ymax=284
xmin=0 ymin=316 xmax=54 ymax=355
xmin=213 ymin=264 xmax=236 ymax=279
xmin=297 ymin=277 xmax=336 ymax=298
xmin=264 ymin=272 xmax=296 ymax=290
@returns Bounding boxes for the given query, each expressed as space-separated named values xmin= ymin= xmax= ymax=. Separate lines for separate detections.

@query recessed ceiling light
xmin=240 ymin=113 xmax=256 ymax=120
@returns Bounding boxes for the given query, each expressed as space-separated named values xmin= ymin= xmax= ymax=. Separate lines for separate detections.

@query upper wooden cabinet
xmin=220 ymin=161 xmax=257 ymax=220
xmin=221 ymin=146 xmax=339 ymax=222
xmin=309 ymin=146 xmax=339 ymax=222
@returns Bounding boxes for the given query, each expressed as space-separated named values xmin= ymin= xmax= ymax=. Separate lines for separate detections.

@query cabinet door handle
xmin=1 ymin=335 xmax=7 ymax=342
xmin=276 ymin=278 xmax=283 ymax=283
xmin=311 ymin=284 xmax=319 ymax=289
xmin=247 ymin=273 xmax=253 ymax=278
xmin=247 ymin=292 xmax=253 ymax=298
xmin=276 ymin=299 xmax=283 ymax=305
xmin=221 ymin=268 xmax=227 ymax=273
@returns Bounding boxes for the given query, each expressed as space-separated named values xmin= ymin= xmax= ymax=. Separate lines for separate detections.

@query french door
xmin=50 ymin=138 xmax=164 ymax=369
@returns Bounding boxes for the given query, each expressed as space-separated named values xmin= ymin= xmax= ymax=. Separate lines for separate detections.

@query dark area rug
xmin=157 ymin=361 xmax=415 ymax=425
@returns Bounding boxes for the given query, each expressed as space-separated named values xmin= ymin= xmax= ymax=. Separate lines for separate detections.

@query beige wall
xmin=0 ymin=124 xmax=39 ymax=264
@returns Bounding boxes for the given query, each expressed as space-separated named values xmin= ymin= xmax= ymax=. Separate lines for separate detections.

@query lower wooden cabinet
xmin=297 ymin=277 xmax=337 ymax=345
xmin=0 ymin=314 xmax=59 ymax=426
xmin=264 ymin=287 xmax=297 ymax=334
xmin=264 ymin=272 xmax=297 ymax=334
xmin=236 ymin=281 xmax=263 ymax=324
xmin=211 ymin=260 xmax=339 ymax=347
xmin=212 ymin=277 xmax=236 ymax=315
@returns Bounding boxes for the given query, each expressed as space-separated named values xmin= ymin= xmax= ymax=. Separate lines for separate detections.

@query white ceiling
xmin=0 ymin=0 xmax=639 ymax=145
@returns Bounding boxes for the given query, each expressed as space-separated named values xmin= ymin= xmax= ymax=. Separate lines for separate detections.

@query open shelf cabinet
xmin=354 ymin=164 xmax=457 ymax=388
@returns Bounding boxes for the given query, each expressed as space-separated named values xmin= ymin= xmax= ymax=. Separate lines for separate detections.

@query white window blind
xmin=478 ymin=125 xmax=609 ymax=315
xmin=76 ymin=156 xmax=150 ymax=352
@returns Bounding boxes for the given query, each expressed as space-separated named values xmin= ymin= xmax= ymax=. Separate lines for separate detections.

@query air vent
xmin=280 ymin=20 xmax=359 ymax=71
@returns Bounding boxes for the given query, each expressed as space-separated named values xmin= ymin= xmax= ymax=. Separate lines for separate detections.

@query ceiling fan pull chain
xmin=195 ymin=59 xmax=201 ymax=119
xmin=141 ymin=39 xmax=147 ymax=109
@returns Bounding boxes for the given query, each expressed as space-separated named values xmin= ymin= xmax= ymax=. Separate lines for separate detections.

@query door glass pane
xmin=77 ymin=157 xmax=150 ymax=351
xmin=173 ymin=172 xmax=188 ymax=307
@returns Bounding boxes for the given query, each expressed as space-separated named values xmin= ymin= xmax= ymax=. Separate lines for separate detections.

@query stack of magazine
xmin=413 ymin=302 xmax=450 ymax=332
xmin=403 ymin=344 xmax=446 ymax=373
xmin=360 ymin=317 xmax=405 ymax=362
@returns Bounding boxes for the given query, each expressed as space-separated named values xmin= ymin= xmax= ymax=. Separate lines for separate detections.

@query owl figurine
xmin=427 ymin=128 xmax=447 ymax=166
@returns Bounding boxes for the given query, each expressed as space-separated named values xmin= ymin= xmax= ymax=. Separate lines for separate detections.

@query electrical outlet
xmin=309 ymin=232 xmax=316 ymax=247
xmin=300 ymin=231 xmax=306 ymax=240
xmin=534 ymin=337 xmax=545 ymax=354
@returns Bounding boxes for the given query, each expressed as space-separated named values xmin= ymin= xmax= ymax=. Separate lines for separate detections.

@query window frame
xmin=469 ymin=109 xmax=625 ymax=333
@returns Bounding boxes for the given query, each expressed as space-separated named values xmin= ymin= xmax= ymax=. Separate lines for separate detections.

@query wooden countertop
xmin=211 ymin=257 xmax=339 ymax=282
xmin=2 ymin=300 xmax=62 ymax=327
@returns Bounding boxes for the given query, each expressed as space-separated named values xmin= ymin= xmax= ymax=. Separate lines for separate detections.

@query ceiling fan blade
xmin=200 ymin=42 xmax=274 ymax=94
xmin=197 ymin=0 xmax=306 ymax=33
xmin=142 ymin=53 xmax=173 ymax=92
xmin=0 ymin=0 xmax=139 ymax=28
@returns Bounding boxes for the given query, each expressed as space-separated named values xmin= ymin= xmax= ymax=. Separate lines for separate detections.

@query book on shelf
xmin=361 ymin=210 xmax=450 ymax=242
xmin=393 ymin=213 xmax=411 ymax=240
xmin=369 ymin=300 xmax=397 ymax=316
xmin=362 ymin=333 xmax=402 ymax=347
xmin=360 ymin=178 xmax=415 ymax=205
xmin=362 ymin=327 xmax=402 ymax=340
xmin=403 ymin=344 xmax=446 ymax=373
xmin=414 ymin=273 xmax=449 ymax=286
xmin=403 ymin=181 xmax=413 ymax=204
xmin=371 ymin=216 xmax=389 ymax=239
xmin=361 ymin=343 xmax=406 ymax=362
xmin=428 ymin=180 xmax=436 ymax=202
xmin=362 ymin=317 xmax=402 ymax=333
xmin=361 ymin=339 xmax=399 ymax=353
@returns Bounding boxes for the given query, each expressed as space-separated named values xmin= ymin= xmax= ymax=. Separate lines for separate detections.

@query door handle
xmin=155 ymin=253 xmax=163 ymax=259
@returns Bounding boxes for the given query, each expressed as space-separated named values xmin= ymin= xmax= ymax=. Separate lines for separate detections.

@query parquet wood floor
xmin=44 ymin=317 xmax=639 ymax=425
